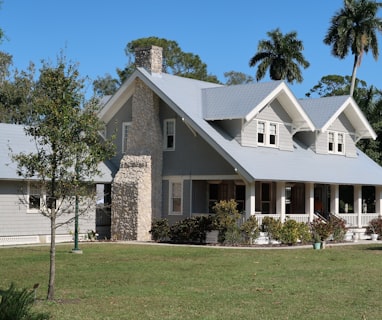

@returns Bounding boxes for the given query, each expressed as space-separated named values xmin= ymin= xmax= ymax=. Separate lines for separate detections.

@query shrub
xmin=213 ymin=199 xmax=241 ymax=244
xmin=365 ymin=217 xmax=382 ymax=236
xmin=0 ymin=283 xmax=50 ymax=320
xmin=310 ymin=218 xmax=332 ymax=242
xmin=297 ymin=222 xmax=312 ymax=244
xmin=330 ymin=217 xmax=348 ymax=242
xmin=240 ymin=215 xmax=260 ymax=245
xmin=262 ymin=216 xmax=282 ymax=241
xmin=169 ymin=216 xmax=214 ymax=244
xmin=150 ymin=218 xmax=170 ymax=242
xmin=280 ymin=219 xmax=300 ymax=245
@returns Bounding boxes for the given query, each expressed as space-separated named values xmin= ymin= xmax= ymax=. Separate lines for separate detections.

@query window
xmin=169 ymin=181 xmax=182 ymax=215
xmin=122 ymin=122 xmax=131 ymax=154
xmin=257 ymin=120 xmax=278 ymax=147
xmin=328 ymin=131 xmax=345 ymax=154
xmin=257 ymin=121 xmax=265 ymax=144
xmin=164 ymin=119 xmax=175 ymax=150
xmin=28 ymin=182 xmax=43 ymax=212
xmin=269 ymin=123 xmax=277 ymax=145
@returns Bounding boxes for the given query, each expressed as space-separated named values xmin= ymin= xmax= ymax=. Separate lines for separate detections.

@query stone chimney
xmin=134 ymin=45 xmax=163 ymax=74
xmin=111 ymin=45 xmax=163 ymax=241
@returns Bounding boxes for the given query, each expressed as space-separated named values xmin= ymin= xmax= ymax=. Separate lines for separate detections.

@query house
xmin=99 ymin=45 xmax=382 ymax=241
xmin=0 ymin=123 xmax=113 ymax=245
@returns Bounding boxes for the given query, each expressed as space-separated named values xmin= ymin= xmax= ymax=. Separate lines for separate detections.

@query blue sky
xmin=1 ymin=0 xmax=382 ymax=99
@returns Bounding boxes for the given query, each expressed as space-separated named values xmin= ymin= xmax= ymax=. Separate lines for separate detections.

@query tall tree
xmin=12 ymin=54 xmax=115 ymax=300
xmin=249 ymin=28 xmax=310 ymax=84
xmin=324 ymin=0 xmax=382 ymax=96
xmin=93 ymin=37 xmax=220 ymax=96
xmin=223 ymin=71 xmax=254 ymax=85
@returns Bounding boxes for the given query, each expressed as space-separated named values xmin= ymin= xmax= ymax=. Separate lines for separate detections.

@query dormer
xmin=202 ymin=81 xmax=314 ymax=151
xmin=299 ymin=96 xmax=376 ymax=157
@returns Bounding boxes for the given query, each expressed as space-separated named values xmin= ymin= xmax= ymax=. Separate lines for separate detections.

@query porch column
xmin=376 ymin=186 xmax=382 ymax=216
xmin=276 ymin=181 xmax=286 ymax=222
xmin=245 ymin=182 xmax=256 ymax=219
xmin=305 ymin=183 xmax=314 ymax=222
xmin=354 ymin=185 xmax=362 ymax=228
xmin=330 ymin=184 xmax=339 ymax=215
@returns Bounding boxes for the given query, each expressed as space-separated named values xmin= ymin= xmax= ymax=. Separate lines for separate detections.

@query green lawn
xmin=0 ymin=242 xmax=381 ymax=320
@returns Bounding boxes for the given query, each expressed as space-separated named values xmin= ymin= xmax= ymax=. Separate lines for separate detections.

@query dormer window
xmin=257 ymin=120 xmax=278 ymax=147
xmin=328 ymin=131 xmax=345 ymax=154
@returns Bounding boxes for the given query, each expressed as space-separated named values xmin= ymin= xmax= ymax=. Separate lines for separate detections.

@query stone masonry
xmin=111 ymin=46 xmax=163 ymax=241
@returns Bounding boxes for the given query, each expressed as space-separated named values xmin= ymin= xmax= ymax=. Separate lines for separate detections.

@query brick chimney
xmin=134 ymin=45 xmax=163 ymax=74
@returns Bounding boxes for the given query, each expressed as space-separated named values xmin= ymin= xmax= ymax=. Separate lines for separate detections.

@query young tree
xmin=249 ymin=28 xmax=310 ymax=84
xmin=12 ymin=54 xmax=115 ymax=300
xmin=324 ymin=0 xmax=382 ymax=96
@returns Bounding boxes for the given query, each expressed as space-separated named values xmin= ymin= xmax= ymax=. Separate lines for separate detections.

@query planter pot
xmin=371 ymin=233 xmax=379 ymax=241
xmin=313 ymin=242 xmax=321 ymax=250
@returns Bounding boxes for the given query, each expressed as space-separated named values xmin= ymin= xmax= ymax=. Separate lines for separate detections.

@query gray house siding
xmin=0 ymin=181 xmax=95 ymax=237
xmin=160 ymin=102 xmax=235 ymax=176
xmin=106 ymin=97 xmax=133 ymax=168
xmin=241 ymin=120 xmax=257 ymax=147
xmin=328 ymin=115 xmax=357 ymax=158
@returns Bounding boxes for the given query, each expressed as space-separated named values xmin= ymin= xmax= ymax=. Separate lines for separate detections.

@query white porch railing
xmin=337 ymin=213 xmax=380 ymax=228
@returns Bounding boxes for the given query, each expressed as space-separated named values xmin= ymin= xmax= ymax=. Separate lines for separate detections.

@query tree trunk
xmin=350 ymin=54 xmax=359 ymax=97
xmin=47 ymin=212 xmax=56 ymax=300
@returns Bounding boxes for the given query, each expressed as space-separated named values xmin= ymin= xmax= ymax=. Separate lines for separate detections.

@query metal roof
xmin=0 ymin=123 xmax=113 ymax=183
xmin=102 ymin=68 xmax=382 ymax=185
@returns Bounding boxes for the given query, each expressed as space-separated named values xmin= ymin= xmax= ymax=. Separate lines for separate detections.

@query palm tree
xmin=324 ymin=0 xmax=382 ymax=96
xmin=249 ymin=28 xmax=310 ymax=84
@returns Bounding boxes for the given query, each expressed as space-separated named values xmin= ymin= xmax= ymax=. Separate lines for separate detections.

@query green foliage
xmin=279 ymin=219 xmax=300 ymax=245
xmin=324 ymin=0 xmax=382 ymax=95
xmin=169 ymin=216 xmax=214 ymax=244
xmin=223 ymin=71 xmax=254 ymax=85
xmin=366 ymin=217 xmax=382 ymax=236
xmin=150 ymin=218 xmax=170 ymax=242
xmin=240 ymin=215 xmax=260 ymax=245
xmin=261 ymin=216 xmax=282 ymax=241
xmin=11 ymin=53 xmax=115 ymax=300
xmin=0 ymin=283 xmax=50 ymax=320
xmin=310 ymin=218 xmax=332 ymax=242
xmin=330 ymin=217 xmax=348 ymax=242
xmin=249 ymin=28 xmax=310 ymax=83
xmin=297 ymin=222 xmax=312 ymax=244
xmin=213 ymin=199 xmax=241 ymax=244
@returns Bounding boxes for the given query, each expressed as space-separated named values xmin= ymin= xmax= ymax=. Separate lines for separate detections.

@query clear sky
xmin=1 ymin=0 xmax=382 ymax=99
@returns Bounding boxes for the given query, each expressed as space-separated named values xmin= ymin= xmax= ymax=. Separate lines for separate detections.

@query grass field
xmin=0 ymin=242 xmax=381 ymax=320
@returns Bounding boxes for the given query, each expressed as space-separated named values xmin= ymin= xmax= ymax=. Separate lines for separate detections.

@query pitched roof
xmin=101 ymin=68 xmax=382 ymax=185
xmin=300 ymin=96 xmax=376 ymax=140
xmin=0 ymin=123 xmax=113 ymax=182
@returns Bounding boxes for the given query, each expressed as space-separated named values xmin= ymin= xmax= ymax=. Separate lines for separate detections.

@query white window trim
xmin=163 ymin=119 xmax=176 ymax=151
xmin=27 ymin=182 xmax=45 ymax=214
xmin=328 ymin=131 xmax=345 ymax=155
xmin=168 ymin=179 xmax=182 ymax=215
xmin=257 ymin=120 xmax=279 ymax=147
xmin=122 ymin=122 xmax=131 ymax=154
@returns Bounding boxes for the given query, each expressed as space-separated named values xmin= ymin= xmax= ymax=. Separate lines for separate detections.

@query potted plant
xmin=365 ymin=217 xmax=382 ymax=241
xmin=312 ymin=232 xmax=322 ymax=250
xmin=310 ymin=218 xmax=332 ymax=249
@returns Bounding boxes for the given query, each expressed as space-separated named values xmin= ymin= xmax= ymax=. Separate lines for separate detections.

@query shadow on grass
xmin=365 ymin=245 xmax=382 ymax=251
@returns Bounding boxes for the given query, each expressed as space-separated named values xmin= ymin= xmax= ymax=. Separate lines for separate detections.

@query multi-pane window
xmin=164 ymin=119 xmax=175 ymax=151
xmin=257 ymin=120 xmax=278 ymax=147
xmin=257 ymin=122 xmax=265 ymax=144
xmin=28 ymin=182 xmax=42 ymax=211
xmin=122 ymin=122 xmax=131 ymax=154
xmin=170 ymin=181 xmax=182 ymax=215
xmin=269 ymin=123 xmax=277 ymax=145
xmin=328 ymin=131 xmax=345 ymax=154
